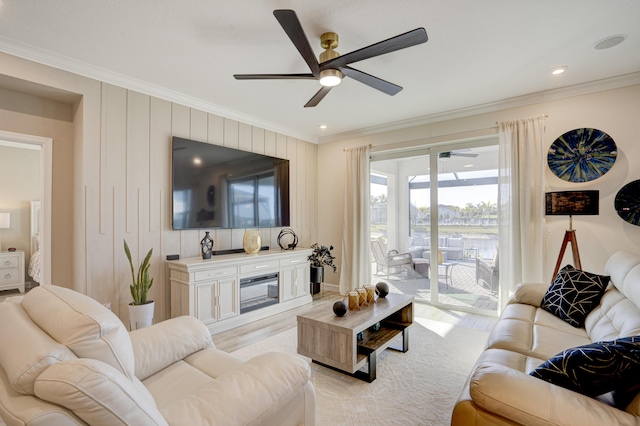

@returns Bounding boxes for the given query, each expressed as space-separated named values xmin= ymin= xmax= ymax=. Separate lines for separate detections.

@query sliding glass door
xmin=370 ymin=140 xmax=499 ymax=315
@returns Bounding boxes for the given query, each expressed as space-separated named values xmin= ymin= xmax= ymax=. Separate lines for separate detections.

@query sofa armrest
xmin=158 ymin=352 xmax=314 ymax=426
xmin=509 ymin=282 xmax=549 ymax=307
xmin=470 ymin=363 xmax=636 ymax=425
xmin=130 ymin=316 xmax=213 ymax=380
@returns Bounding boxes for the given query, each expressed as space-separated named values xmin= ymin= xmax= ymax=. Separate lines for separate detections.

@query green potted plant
xmin=308 ymin=243 xmax=337 ymax=295
xmin=124 ymin=239 xmax=154 ymax=330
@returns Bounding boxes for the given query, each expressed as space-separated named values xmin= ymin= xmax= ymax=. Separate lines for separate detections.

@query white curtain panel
xmin=498 ymin=116 xmax=546 ymax=309
xmin=340 ymin=145 xmax=371 ymax=295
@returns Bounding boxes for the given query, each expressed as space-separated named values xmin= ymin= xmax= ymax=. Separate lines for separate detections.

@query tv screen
xmin=172 ymin=137 xmax=290 ymax=230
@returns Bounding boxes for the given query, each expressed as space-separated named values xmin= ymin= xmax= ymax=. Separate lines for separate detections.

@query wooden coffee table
xmin=297 ymin=292 xmax=413 ymax=382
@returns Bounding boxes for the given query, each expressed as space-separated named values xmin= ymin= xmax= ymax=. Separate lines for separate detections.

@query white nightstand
xmin=0 ymin=251 xmax=25 ymax=293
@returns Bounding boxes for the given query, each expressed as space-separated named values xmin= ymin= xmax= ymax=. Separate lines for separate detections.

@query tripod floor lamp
xmin=546 ymin=190 xmax=599 ymax=282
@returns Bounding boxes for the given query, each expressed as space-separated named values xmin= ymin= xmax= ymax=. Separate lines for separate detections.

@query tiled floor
xmin=373 ymin=257 xmax=498 ymax=313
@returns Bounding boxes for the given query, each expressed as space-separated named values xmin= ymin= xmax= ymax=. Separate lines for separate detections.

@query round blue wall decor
xmin=615 ymin=180 xmax=640 ymax=226
xmin=547 ymin=128 xmax=617 ymax=182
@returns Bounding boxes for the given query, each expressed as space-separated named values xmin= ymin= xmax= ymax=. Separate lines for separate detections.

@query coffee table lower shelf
xmin=297 ymin=293 xmax=414 ymax=383
xmin=316 ymin=322 xmax=409 ymax=382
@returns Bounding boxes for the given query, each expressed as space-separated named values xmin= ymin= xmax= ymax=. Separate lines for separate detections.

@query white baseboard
xmin=322 ymin=283 xmax=340 ymax=293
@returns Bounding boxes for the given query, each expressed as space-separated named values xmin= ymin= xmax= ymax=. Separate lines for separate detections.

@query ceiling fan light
xmin=319 ymin=69 xmax=343 ymax=87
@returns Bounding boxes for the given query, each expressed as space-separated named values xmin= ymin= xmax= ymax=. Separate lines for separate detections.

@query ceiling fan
xmin=439 ymin=150 xmax=479 ymax=160
xmin=233 ymin=9 xmax=428 ymax=107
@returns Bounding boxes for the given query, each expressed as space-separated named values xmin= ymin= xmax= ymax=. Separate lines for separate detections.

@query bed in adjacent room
xmin=27 ymin=200 xmax=41 ymax=286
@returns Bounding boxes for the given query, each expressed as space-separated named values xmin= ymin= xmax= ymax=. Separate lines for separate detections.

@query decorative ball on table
xmin=332 ymin=300 xmax=348 ymax=317
xmin=375 ymin=282 xmax=389 ymax=298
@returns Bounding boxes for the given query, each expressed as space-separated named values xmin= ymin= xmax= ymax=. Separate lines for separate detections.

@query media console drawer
xmin=280 ymin=256 xmax=307 ymax=267
xmin=239 ymin=260 xmax=280 ymax=274
xmin=194 ymin=266 xmax=238 ymax=282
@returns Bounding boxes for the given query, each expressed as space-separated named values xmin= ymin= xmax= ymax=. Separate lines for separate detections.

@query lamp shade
xmin=545 ymin=191 xmax=599 ymax=216
xmin=0 ymin=213 xmax=10 ymax=229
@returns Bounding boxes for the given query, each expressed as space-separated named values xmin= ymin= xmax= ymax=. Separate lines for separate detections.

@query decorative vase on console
xmin=200 ymin=231 xmax=214 ymax=259
xmin=243 ymin=229 xmax=262 ymax=254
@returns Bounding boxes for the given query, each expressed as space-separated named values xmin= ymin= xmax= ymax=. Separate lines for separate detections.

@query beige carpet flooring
xmin=231 ymin=316 xmax=490 ymax=426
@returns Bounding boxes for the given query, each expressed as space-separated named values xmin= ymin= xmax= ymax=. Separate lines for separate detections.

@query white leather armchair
xmin=0 ymin=285 xmax=316 ymax=426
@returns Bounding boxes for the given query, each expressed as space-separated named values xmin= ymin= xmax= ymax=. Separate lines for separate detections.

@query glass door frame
xmin=427 ymin=138 xmax=499 ymax=315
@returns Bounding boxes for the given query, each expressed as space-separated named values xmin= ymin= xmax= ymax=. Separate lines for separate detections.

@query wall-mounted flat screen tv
xmin=172 ymin=137 xmax=290 ymax=230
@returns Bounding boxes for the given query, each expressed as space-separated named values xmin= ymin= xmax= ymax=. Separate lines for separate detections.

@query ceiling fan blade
xmin=273 ymin=10 xmax=320 ymax=76
xmin=234 ymin=73 xmax=315 ymax=80
xmin=340 ymin=66 xmax=402 ymax=96
xmin=321 ymin=27 xmax=428 ymax=69
xmin=304 ymin=86 xmax=333 ymax=108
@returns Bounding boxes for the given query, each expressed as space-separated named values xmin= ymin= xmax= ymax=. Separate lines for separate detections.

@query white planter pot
xmin=128 ymin=301 xmax=154 ymax=330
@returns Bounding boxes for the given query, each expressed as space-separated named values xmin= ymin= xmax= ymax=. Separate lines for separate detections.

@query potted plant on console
xmin=124 ymin=239 xmax=154 ymax=330
xmin=308 ymin=243 xmax=337 ymax=295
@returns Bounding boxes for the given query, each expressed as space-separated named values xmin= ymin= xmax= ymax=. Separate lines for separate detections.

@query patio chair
xmin=476 ymin=246 xmax=499 ymax=294
xmin=371 ymin=238 xmax=414 ymax=279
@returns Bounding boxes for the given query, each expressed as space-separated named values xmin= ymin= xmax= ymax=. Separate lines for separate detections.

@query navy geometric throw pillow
xmin=540 ymin=265 xmax=609 ymax=328
xmin=530 ymin=337 xmax=640 ymax=398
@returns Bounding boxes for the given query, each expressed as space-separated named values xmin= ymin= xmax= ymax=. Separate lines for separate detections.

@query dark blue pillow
xmin=530 ymin=337 xmax=640 ymax=397
xmin=541 ymin=265 xmax=609 ymax=328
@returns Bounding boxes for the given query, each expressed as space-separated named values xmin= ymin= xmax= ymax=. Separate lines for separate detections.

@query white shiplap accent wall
xmin=84 ymin=83 xmax=318 ymax=325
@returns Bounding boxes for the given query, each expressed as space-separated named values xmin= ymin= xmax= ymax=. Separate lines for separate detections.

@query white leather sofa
xmin=0 ymin=285 xmax=316 ymax=426
xmin=452 ymin=251 xmax=640 ymax=425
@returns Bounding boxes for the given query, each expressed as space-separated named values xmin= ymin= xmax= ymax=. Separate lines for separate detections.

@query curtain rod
xmin=343 ymin=144 xmax=372 ymax=152
xmin=496 ymin=113 xmax=548 ymax=125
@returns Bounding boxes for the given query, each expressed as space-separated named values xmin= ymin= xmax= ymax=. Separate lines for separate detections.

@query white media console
xmin=168 ymin=248 xmax=312 ymax=335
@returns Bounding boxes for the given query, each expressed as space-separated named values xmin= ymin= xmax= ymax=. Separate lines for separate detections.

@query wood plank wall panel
xmin=150 ymin=97 xmax=172 ymax=321
xmin=306 ymin=142 xmax=318 ymax=245
xmin=296 ymin=140 xmax=308 ymax=245
xmin=101 ymin=84 xmax=128 ymax=315
xmin=208 ymin=114 xmax=224 ymax=146
xmin=238 ymin=122 xmax=252 ymax=152
xmin=84 ymin=89 xmax=317 ymax=323
xmin=223 ymin=118 xmax=239 ymax=149
xmin=253 ymin=128 xmax=265 ymax=154
xmin=191 ymin=108 xmax=211 ymax=260
xmin=265 ymin=130 xmax=276 ymax=157
xmin=286 ymin=137 xmax=298 ymax=235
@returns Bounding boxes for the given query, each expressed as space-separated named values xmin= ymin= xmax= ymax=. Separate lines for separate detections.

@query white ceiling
xmin=0 ymin=1 xmax=639 ymax=143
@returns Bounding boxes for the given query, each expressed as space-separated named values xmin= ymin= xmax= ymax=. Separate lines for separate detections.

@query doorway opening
xmin=370 ymin=140 xmax=499 ymax=315
xmin=0 ymin=131 xmax=52 ymax=295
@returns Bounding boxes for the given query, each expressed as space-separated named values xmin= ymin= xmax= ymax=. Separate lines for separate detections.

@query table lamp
xmin=0 ymin=213 xmax=10 ymax=251
xmin=545 ymin=191 xmax=599 ymax=282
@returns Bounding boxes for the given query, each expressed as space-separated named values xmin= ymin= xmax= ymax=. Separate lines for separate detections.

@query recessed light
xmin=193 ymin=157 xmax=202 ymax=165
xmin=464 ymin=164 xmax=473 ymax=168
xmin=594 ymin=34 xmax=627 ymax=50
xmin=551 ymin=66 xmax=568 ymax=75
xmin=319 ymin=124 xmax=327 ymax=129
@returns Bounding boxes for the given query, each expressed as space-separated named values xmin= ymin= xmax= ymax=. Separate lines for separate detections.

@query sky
xmin=372 ymin=183 xmax=498 ymax=208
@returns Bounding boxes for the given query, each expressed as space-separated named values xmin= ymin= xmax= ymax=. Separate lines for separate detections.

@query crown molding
xmin=3 ymin=36 xmax=639 ymax=146
xmin=318 ymin=72 xmax=640 ymax=144
xmin=0 ymin=37 xmax=318 ymax=143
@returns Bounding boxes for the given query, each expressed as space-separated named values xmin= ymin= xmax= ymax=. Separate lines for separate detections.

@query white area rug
xmin=231 ymin=317 xmax=489 ymax=426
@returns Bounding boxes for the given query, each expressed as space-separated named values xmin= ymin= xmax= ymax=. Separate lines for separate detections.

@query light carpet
xmin=231 ymin=317 xmax=489 ymax=426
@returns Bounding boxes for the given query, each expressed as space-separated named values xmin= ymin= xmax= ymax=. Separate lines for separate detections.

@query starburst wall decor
xmin=547 ymin=128 xmax=617 ymax=182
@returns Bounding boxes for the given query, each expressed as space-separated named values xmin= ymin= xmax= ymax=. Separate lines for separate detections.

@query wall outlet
xmin=103 ymin=302 xmax=112 ymax=311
